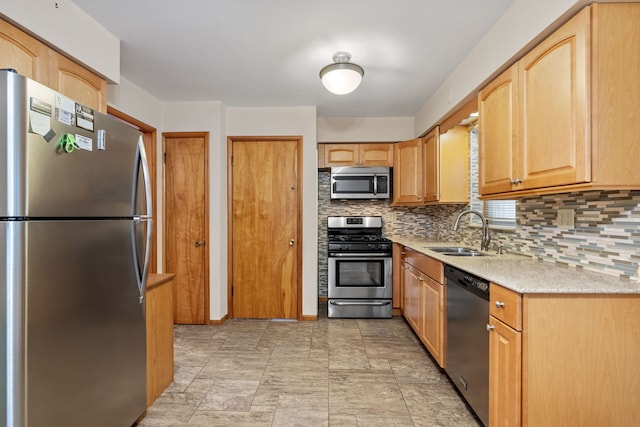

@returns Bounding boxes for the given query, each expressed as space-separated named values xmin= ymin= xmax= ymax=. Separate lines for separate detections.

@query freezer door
xmin=3 ymin=220 xmax=146 ymax=427
xmin=0 ymin=71 xmax=145 ymax=218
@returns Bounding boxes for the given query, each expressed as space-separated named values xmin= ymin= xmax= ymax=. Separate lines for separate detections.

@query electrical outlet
xmin=557 ymin=208 xmax=575 ymax=228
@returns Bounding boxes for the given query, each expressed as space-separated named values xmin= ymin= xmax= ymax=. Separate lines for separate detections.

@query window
xmin=468 ymin=125 xmax=516 ymax=229
xmin=484 ymin=200 xmax=516 ymax=228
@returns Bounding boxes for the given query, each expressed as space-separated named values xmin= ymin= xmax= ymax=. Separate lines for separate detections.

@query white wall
xmin=0 ymin=0 xmax=120 ymax=82
xmin=414 ymin=0 xmax=587 ymax=136
xmin=317 ymin=117 xmax=414 ymax=142
xmin=227 ymin=107 xmax=319 ymax=317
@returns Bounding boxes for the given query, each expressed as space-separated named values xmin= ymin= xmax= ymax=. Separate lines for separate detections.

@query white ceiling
xmin=72 ymin=0 xmax=513 ymax=117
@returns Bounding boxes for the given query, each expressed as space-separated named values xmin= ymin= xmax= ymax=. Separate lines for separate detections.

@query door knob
xmin=289 ymin=239 xmax=295 ymax=246
xmin=195 ymin=241 xmax=203 ymax=247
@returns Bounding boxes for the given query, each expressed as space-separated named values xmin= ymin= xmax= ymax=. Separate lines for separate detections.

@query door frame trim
xmin=162 ymin=131 xmax=210 ymax=323
xmin=226 ymin=135 xmax=303 ymax=320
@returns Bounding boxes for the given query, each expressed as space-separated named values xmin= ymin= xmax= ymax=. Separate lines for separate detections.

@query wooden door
xmin=422 ymin=129 xmax=439 ymax=203
xmin=489 ymin=316 xmax=522 ymax=427
xmin=392 ymin=138 xmax=423 ymax=205
xmin=0 ymin=19 xmax=50 ymax=84
xmin=478 ymin=64 xmax=519 ymax=195
xmin=164 ymin=133 xmax=208 ymax=324
xmin=359 ymin=143 xmax=393 ymax=166
xmin=229 ymin=136 xmax=301 ymax=319
xmin=518 ymin=7 xmax=590 ymax=190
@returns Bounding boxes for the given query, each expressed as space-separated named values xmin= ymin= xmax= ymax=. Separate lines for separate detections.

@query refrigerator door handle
xmin=137 ymin=135 xmax=153 ymax=219
xmin=133 ymin=136 xmax=153 ymax=302
xmin=132 ymin=216 xmax=153 ymax=302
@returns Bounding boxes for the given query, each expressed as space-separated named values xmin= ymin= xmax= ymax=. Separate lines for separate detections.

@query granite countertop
xmin=389 ymin=236 xmax=640 ymax=295
xmin=146 ymin=273 xmax=175 ymax=291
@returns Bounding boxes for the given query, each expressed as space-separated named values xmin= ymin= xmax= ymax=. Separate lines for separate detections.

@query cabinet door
xmin=0 ymin=19 xmax=49 ymax=84
xmin=402 ymin=262 xmax=421 ymax=332
xmin=518 ymin=8 xmax=590 ymax=190
xmin=359 ymin=143 xmax=393 ymax=166
xmin=478 ymin=65 xmax=518 ymax=195
xmin=49 ymin=51 xmax=108 ymax=113
xmin=322 ymin=143 xmax=358 ymax=166
xmin=439 ymin=125 xmax=469 ymax=203
xmin=392 ymin=138 xmax=423 ymax=205
xmin=420 ymin=275 xmax=444 ymax=367
xmin=423 ymin=129 xmax=439 ymax=203
xmin=488 ymin=316 xmax=522 ymax=427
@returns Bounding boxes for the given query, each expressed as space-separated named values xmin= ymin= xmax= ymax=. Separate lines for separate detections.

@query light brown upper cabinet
xmin=49 ymin=52 xmax=107 ymax=113
xmin=0 ymin=18 xmax=107 ymax=113
xmin=479 ymin=3 xmax=640 ymax=198
xmin=318 ymin=143 xmax=393 ymax=168
xmin=392 ymin=126 xmax=468 ymax=206
xmin=0 ymin=19 xmax=50 ymax=84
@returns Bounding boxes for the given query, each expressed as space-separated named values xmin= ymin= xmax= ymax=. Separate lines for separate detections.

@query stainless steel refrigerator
xmin=0 ymin=70 xmax=152 ymax=427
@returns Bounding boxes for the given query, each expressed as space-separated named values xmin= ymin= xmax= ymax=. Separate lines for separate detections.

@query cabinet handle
xmin=487 ymin=324 xmax=495 ymax=331
xmin=416 ymin=195 xmax=422 ymax=200
xmin=495 ymin=301 xmax=505 ymax=308
xmin=509 ymin=178 xmax=523 ymax=185
xmin=418 ymin=277 xmax=424 ymax=281
xmin=400 ymin=252 xmax=406 ymax=255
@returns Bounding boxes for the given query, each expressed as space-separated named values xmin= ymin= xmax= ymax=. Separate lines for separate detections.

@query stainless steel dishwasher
xmin=445 ymin=264 xmax=490 ymax=427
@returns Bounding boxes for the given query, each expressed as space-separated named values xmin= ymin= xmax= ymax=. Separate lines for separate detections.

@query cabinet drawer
xmin=490 ymin=284 xmax=522 ymax=330
xmin=404 ymin=247 xmax=444 ymax=283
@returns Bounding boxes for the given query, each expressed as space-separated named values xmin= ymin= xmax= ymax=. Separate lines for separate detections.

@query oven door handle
xmin=328 ymin=253 xmax=392 ymax=257
xmin=329 ymin=300 xmax=392 ymax=306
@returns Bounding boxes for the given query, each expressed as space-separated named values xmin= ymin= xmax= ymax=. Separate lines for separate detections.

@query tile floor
xmin=137 ymin=304 xmax=480 ymax=427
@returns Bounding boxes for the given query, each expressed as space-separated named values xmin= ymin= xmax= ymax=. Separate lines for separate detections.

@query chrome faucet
xmin=452 ymin=209 xmax=491 ymax=251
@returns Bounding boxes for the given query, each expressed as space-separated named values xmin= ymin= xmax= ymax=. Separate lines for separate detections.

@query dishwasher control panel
xmin=445 ymin=265 xmax=490 ymax=300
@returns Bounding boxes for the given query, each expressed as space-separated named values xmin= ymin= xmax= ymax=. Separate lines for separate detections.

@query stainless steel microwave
xmin=330 ymin=166 xmax=391 ymax=199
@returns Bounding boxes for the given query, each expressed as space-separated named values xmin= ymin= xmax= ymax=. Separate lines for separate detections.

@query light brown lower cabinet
xmin=420 ymin=274 xmax=445 ymax=367
xmin=401 ymin=247 xmax=445 ymax=368
xmin=488 ymin=283 xmax=640 ymax=426
xmin=146 ymin=274 xmax=175 ymax=406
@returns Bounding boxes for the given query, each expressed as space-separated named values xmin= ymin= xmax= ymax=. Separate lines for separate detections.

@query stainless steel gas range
xmin=327 ymin=216 xmax=393 ymax=318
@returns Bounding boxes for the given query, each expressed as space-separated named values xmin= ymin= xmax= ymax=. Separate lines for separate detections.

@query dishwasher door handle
xmin=329 ymin=300 xmax=391 ymax=307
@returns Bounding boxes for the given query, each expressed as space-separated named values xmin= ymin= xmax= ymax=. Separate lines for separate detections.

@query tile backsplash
xmin=317 ymin=171 xmax=640 ymax=296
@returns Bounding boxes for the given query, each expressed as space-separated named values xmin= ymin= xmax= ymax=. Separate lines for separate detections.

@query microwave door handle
xmin=373 ymin=174 xmax=378 ymax=196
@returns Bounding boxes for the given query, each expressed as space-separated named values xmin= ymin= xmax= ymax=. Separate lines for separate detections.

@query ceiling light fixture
xmin=319 ymin=52 xmax=364 ymax=95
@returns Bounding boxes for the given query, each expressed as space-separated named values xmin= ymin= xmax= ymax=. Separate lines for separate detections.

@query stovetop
xmin=327 ymin=215 xmax=391 ymax=253
xmin=328 ymin=235 xmax=391 ymax=243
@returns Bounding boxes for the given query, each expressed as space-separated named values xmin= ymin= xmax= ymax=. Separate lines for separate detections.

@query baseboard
xmin=209 ymin=315 xmax=228 ymax=325
xmin=300 ymin=314 xmax=318 ymax=321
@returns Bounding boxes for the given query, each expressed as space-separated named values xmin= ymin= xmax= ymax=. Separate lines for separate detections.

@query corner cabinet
xmin=318 ymin=143 xmax=393 ymax=168
xmin=0 ymin=18 xmax=107 ymax=113
xmin=400 ymin=247 xmax=445 ymax=367
xmin=392 ymin=126 xmax=468 ymax=206
xmin=479 ymin=3 xmax=640 ymax=198
xmin=488 ymin=283 xmax=640 ymax=426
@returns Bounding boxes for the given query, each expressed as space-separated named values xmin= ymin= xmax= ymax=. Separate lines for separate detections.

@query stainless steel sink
xmin=425 ymin=246 xmax=487 ymax=257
